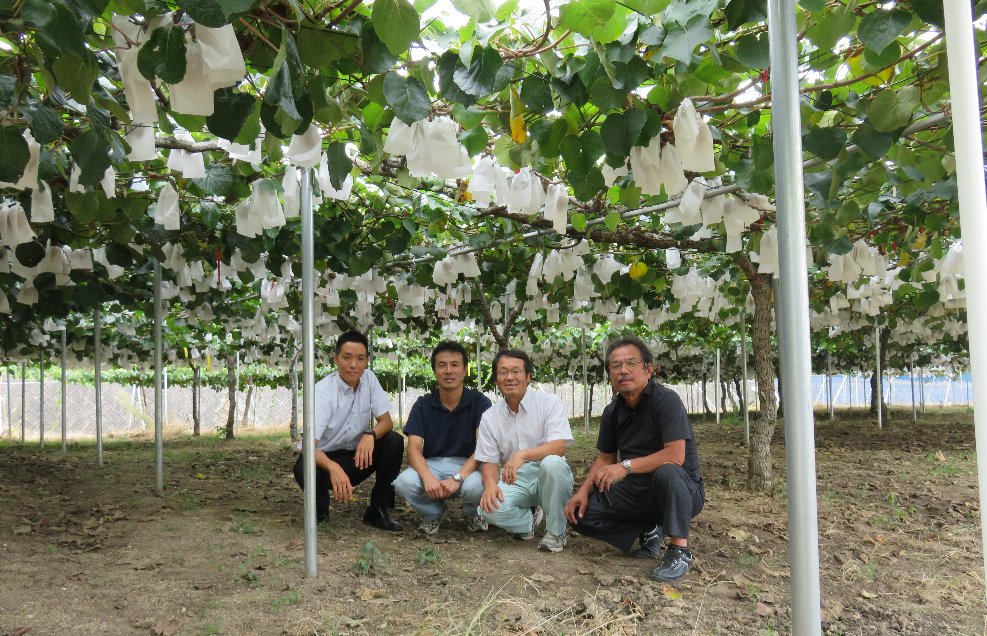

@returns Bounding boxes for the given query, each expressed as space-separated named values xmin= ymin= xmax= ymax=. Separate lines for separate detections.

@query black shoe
xmin=362 ymin=506 xmax=403 ymax=531
xmin=651 ymin=545 xmax=693 ymax=582
xmin=630 ymin=525 xmax=664 ymax=559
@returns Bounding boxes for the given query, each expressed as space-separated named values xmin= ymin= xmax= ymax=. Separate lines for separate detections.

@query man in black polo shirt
xmin=393 ymin=341 xmax=493 ymax=534
xmin=565 ymin=336 xmax=704 ymax=582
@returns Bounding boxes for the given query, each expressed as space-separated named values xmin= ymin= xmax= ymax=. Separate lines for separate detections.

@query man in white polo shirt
xmin=292 ymin=330 xmax=404 ymax=531
xmin=476 ymin=349 xmax=574 ymax=553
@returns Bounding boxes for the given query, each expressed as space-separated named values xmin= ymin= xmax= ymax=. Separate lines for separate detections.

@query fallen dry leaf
xmin=528 ymin=573 xmax=555 ymax=582
xmin=358 ymin=587 xmax=378 ymax=601
xmin=660 ymin=584 xmax=682 ymax=601
xmin=755 ymin=602 xmax=774 ymax=617
xmin=860 ymin=590 xmax=878 ymax=599
xmin=10 ymin=627 xmax=31 ymax=636
xmin=727 ymin=528 xmax=750 ymax=542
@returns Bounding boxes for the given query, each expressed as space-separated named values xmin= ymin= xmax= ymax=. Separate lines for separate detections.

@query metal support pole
xmin=3 ymin=363 xmax=9 ymax=438
xmin=910 ymin=356 xmax=917 ymax=423
xmin=875 ymin=323 xmax=883 ymax=430
xmin=741 ymin=308 xmax=750 ymax=446
xmin=163 ymin=367 xmax=169 ymax=426
xmin=476 ymin=331 xmax=482 ymax=392
xmin=714 ymin=350 xmax=720 ymax=425
xmin=943 ymin=0 xmax=987 ymax=593
xmin=153 ymin=259 xmax=164 ymax=496
xmin=39 ymin=348 xmax=45 ymax=448
xmin=581 ymin=328 xmax=589 ymax=434
xmin=20 ymin=361 xmax=25 ymax=443
xmin=397 ymin=345 xmax=404 ymax=425
xmin=61 ymin=328 xmax=67 ymax=452
xmin=94 ymin=307 xmax=103 ymax=467
xmin=919 ymin=366 xmax=925 ymax=413
xmin=767 ymin=0 xmax=822 ymax=630
xmin=826 ymin=352 xmax=834 ymax=419
xmin=300 ymin=167 xmax=318 ymax=577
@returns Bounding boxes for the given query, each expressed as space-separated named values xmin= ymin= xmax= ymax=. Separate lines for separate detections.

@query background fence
xmin=0 ymin=371 xmax=971 ymax=442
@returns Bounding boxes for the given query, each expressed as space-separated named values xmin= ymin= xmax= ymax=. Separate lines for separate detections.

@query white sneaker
xmin=513 ymin=506 xmax=544 ymax=541
xmin=417 ymin=503 xmax=448 ymax=535
xmin=466 ymin=513 xmax=488 ymax=532
xmin=538 ymin=531 xmax=567 ymax=553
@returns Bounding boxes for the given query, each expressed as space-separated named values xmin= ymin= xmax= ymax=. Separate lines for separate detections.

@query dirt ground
xmin=1 ymin=408 xmax=984 ymax=635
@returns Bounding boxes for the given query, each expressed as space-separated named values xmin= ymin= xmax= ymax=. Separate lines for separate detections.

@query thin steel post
xmin=943 ymin=0 xmax=987 ymax=590
xmin=94 ymin=307 xmax=103 ymax=467
xmin=767 ymin=0 xmax=822 ymax=630
xmin=910 ymin=357 xmax=917 ymax=423
xmin=61 ymin=328 xmax=67 ymax=452
xmin=5 ymin=363 xmax=10 ymax=438
xmin=20 ymin=361 xmax=25 ymax=443
xmin=163 ymin=367 xmax=169 ymax=426
xmin=154 ymin=259 xmax=164 ymax=496
xmin=826 ymin=353 xmax=834 ymax=419
xmin=300 ymin=167 xmax=318 ymax=577
xmin=919 ymin=366 xmax=926 ymax=413
xmin=397 ymin=345 xmax=404 ymax=425
xmin=741 ymin=307 xmax=750 ymax=446
xmin=39 ymin=348 xmax=44 ymax=448
xmin=714 ymin=350 xmax=720 ymax=425
xmin=581 ymin=328 xmax=589 ymax=434
xmin=875 ymin=323 xmax=882 ymax=430
xmin=476 ymin=331 xmax=482 ymax=392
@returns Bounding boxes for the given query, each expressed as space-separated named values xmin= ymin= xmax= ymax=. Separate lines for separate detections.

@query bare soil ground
xmin=1 ymin=409 xmax=984 ymax=635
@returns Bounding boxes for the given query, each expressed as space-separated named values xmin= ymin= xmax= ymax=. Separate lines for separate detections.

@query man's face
xmin=495 ymin=356 xmax=530 ymax=402
xmin=433 ymin=350 xmax=467 ymax=392
xmin=334 ymin=341 xmax=368 ymax=388
xmin=608 ymin=344 xmax=652 ymax=395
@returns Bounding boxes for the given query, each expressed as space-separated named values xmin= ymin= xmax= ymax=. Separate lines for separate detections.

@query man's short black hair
xmin=492 ymin=349 xmax=533 ymax=376
xmin=431 ymin=341 xmax=468 ymax=369
xmin=605 ymin=336 xmax=655 ymax=372
xmin=335 ymin=330 xmax=369 ymax=355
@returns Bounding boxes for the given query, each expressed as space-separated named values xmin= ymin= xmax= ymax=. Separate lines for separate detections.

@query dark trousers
xmin=572 ymin=464 xmax=704 ymax=553
xmin=292 ymin=431 xmax=404 ymax=519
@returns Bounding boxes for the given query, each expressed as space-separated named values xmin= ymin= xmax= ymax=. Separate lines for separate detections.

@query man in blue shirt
xmin=393 ymin=341 xmax=492 ymax=534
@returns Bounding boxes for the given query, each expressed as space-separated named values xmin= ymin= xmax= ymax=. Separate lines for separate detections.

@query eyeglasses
xmin=608 ymin=359 xmax=644 ymax=372
xmin=496 ymin=369 xmax=526 ymax=379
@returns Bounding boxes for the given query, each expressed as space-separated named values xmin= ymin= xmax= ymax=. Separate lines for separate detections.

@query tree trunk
xmin=746 ymin=271 xmax=779 ymax=493
xmin=869 ymin=326 xmax=891 ymax=416
xmin=724 ymin=379 xmax=737 ymax=411
xmin=192 ymin=365 xmax=201 ymax=436
xmin=588 ymin=381 xmax=597 ymax=416
xmin=240 ymin=381 xmax=254 ymax=428
xmin=701 ymin=371 xmax=712 ymax=417
xmin=733 ymin=377 xmax=745 ymax=413
xmin=225 ymin=356 xmax=236 ymax=440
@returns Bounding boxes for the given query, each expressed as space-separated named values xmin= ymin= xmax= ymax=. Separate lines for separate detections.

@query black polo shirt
xmin=403 ymin=387 xmax=492 ymax=459
xmin=598 ymin=381 xmax=702 ymax=484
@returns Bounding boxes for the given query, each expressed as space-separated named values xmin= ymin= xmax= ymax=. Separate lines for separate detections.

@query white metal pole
xmin=20 ymin=361 xmax=25 ymax=444
xmin=163 ymin=367 xmax=169 ymax=427
xmin=919 ymin=366 xmax=926 ymax=413
xmin=476 ymin=331 xmax=482 ymax=392
xmin=910 ymin=355 xmax=917 ymax=423
xmin=943 ymin=0 xmax=987 ymax=592
xmin=714 ymin=350 xmax=720 ymax=425
xmin=61 ymin=328 xmax=67 ymax=453
xmin=94 ymin=307 xmax=103 ymax=467
xmin=300 ymin=167 xmax=318 ymax=577
xmin=4 ymin=363 xmax=10 ymax=438
xmin=767 ymin=0 xmax=822 ymax=629
xmin=582 ymin=328 xmax=589 ymax=434
xmin=39 ymin=348 xmax=45 ymax=449
xmin=153 ymin=259 xmax=164 ymax=496
xmin=826 ymin=352 xmax=834 ymax=419
xmin=875 ymin=323 xmax=883 ymax=430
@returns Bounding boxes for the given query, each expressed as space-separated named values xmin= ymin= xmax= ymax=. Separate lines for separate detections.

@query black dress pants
xmin=292 ymin=431 xmax=404 ymax=520
xmin=572 ymin=464 xmax=704 ymax=553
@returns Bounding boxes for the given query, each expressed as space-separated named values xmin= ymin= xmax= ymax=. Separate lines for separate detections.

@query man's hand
xmin=501 ymin=452 xmax=526 ymax=485
xmin=438 ymin=478 xmax=461 ymax=498
xmin=564 ymin=491 xmax=589 ymax=524
xmin=479 ymin=484 xmax=504 ymax=512
xmin=592 ymin=463 xmax=627 ymax=491
xmin=422 ymin=474 xmax=445 ymax=499
xmin=355 ymin=433 xmax=375 ymax=470
xmin=328 ymin=463 xmax=354 ymax=502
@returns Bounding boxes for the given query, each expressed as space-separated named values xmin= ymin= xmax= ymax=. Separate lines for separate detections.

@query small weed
xmin=352 ymin=541 xmax=389 ymax=576
xmin=197 ymin=621 xmax=223 ymax=636
xmin=169 ymin=491 xmax=199 ymax=511
xmin=231 ymin=516 xmax=264 ymax=535
xmin=416 ymin=545 xmax=441 ymax=565
xmin=250 ymin=546 xmax=268 ymax=559
xmin=237 ymin=564 xmax=259 ymax=584
xmin=745 ymin=582 xmax=761 ymax=602
xmin=271 ymin=589 xmax=301 ymax=610
xmin=857 ymin=563 xmax=877 ymax=581
xmin=736 ymin=550 xmax=759 ymax=569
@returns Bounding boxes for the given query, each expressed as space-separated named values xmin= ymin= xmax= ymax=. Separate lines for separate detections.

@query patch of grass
xmin=416 ymin=545 xmax=441 ymax=565
xmin=231 ymin=515 xmax=265 ymax=535
xmin=237 ymin=464 xmax=275 ymax=482
xmin=168 ymin=490 xmax=199 ymax=510
xmin=736 ymin=550 xmax=759 ymax=569
xmin=856 ymin=563 xmax=877 ymax=581
xmin=237 ymin=562 xmax=259 ymax=584
xmin=196 ymin=621 xmax=223 ymax=636
xmin=271 ymin=589 xmax=301 ymax=611
xmin=352 ymin=541 xmax=389 ymax=576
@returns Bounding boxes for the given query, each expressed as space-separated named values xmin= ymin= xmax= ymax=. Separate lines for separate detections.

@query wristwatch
xmin=621 ymin=459 xmax=633 ymax=473
xmin=362 ymin=430 xmax=376 ymax=441
xmin=452 ymin=472 xmax=464 ymax=483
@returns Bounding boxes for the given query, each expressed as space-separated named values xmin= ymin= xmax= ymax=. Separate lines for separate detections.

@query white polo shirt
xmin=300 ymin=369 xmax=392 ymax=453
xmin=474 ymin=388 xmax=574 ymax=465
